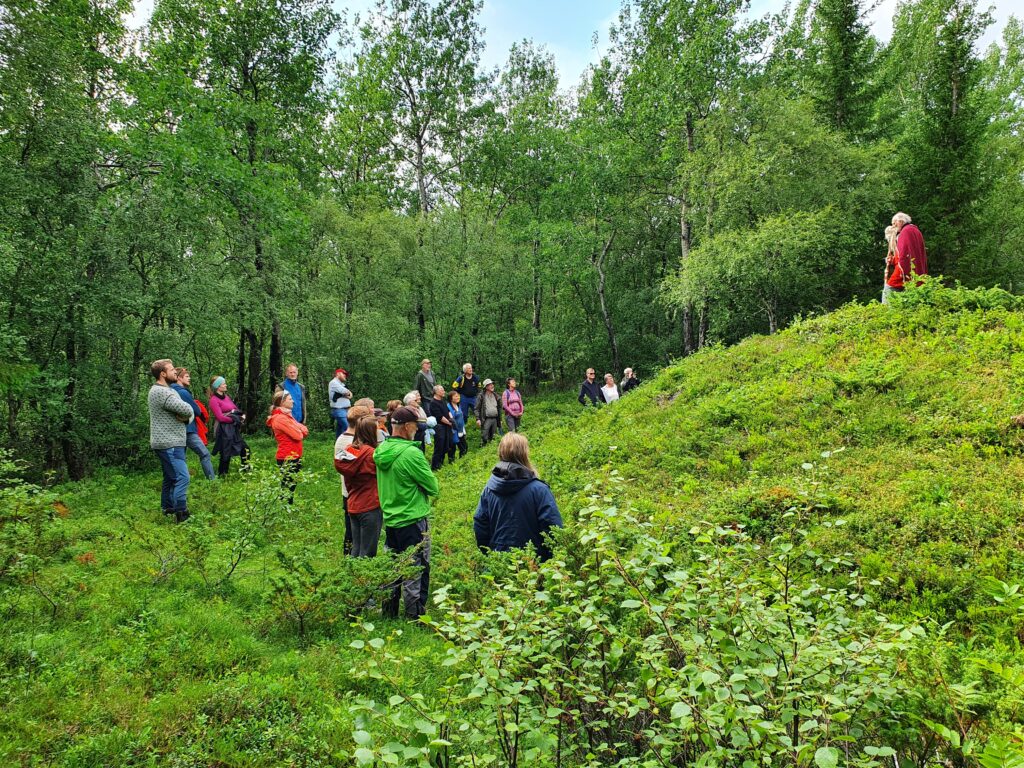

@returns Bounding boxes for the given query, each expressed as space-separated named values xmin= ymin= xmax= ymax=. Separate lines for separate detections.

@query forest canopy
xmin=1 ymin=0 xmax=1022 ymax=479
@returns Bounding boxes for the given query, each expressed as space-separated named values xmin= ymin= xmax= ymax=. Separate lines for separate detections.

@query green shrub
xmin=347 ymin=506 xmax=922 ymax=767
xmin=0 ymin=449 xmax=72 ymax=620
xmin=267 ymin=548 xmax=416 ymax=638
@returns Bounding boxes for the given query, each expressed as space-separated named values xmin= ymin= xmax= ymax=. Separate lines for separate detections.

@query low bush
xmin=348 ymin=505 xmax=922 ymax=767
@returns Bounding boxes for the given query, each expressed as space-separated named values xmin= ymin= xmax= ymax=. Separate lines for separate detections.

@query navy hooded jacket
xmin=474 ymin=461 xmax=563 ymax=560
xmin=170 ymin=383 xmax=201 ymax=435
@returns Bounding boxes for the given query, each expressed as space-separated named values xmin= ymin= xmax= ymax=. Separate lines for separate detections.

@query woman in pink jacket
xmin=502 ymin=377 xmax=524 ymax=433
xmin=208 ymin=375 xmax=250 ymax=477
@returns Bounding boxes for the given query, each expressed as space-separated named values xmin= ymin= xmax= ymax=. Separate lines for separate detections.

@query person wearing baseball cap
xmin=329 ymin=368 xmax=353 ymax=438
xmin=374 ymin=405 xmax=439 ymax=619
xmin=474 ymin=379 xmax=502 ymax=446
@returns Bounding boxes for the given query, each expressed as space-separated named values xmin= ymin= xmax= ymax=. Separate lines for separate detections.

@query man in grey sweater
xmin=149 ymin=359 xmax=195 ymax=523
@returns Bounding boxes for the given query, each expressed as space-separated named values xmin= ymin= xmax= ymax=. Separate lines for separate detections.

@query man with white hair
xmin=620 ymin=367 xmax=641 ymax=393
xmin=884 ymin=212 xmax=928 ymax=302
xmin=451 ymin=362 xmax=480 ymax=428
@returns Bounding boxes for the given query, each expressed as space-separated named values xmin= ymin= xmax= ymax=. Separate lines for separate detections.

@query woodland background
xmin=1 ymin=0 xmax=1022 ymax=479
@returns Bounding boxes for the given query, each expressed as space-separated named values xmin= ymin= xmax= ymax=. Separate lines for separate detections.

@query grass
xmin=4 ymin=283 xmax=1024 ymax=764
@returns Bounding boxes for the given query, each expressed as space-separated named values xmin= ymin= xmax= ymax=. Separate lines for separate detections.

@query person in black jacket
xmin=578 ymin=368 xmax=604 ymax=406
xmin=474 ymin=433 xmax=563 ymax=560
xmin=426 ymin=385 xmax=454 ymax=471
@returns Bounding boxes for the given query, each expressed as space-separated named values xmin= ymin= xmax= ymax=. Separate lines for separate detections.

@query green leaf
xmin=671 ymin=701 xmax=693 ymax=720
xmin=414 ymin=719 xmax=437 ymax=735
xmin=701 ymin=670 xmax=721 ymax=687
xmin=815 ymin=746 xmax=839 ymax=768
xmin=353 ymin=730 xmax=373 ymax=746
xmin=865 ymin=746 xmax=896 ymax=757
xmin=353 ymin=747 xmax=375 ymax=765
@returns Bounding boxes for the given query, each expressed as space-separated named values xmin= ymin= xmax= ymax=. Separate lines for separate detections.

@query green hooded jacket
xmin=374 ymin=437 xmax=439 ymax=529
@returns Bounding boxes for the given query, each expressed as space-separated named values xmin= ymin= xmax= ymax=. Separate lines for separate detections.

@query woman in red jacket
xmin=267 ymin=390 xmax=309 ymax=504
xmin=334 ymin=416 xmax=382 ymax=557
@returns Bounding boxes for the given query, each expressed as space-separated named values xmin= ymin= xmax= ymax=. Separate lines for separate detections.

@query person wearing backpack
xmin=451 ymin=363 xmax=480 ymax=427
xmin=170 ymin=367 xmax=215 ymax=481
xmin=502 ymin=377 xmax=524 ymax=433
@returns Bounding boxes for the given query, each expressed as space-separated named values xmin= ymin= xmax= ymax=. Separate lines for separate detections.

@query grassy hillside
xmin=507 ymin=283 xmax=1024 ymax=626
xmin=3 ymin=283 xmax=1024 ymax=766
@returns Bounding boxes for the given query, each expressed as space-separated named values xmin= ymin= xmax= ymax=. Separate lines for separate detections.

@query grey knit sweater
xmin=148 ymin=384 xmax=194 ymax=449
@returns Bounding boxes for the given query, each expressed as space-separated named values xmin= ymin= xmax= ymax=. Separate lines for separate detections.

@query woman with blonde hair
xmin=882 ymin=224 xmax=900 ymax=304
xmin=266 ymin=389 xmax=308 ymax=504
xmin=473 ymin=433 xmax=562 ymax=560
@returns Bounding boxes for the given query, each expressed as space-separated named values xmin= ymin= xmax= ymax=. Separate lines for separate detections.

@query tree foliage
xmin=0 ymin=0 xmax=1021 ymax=476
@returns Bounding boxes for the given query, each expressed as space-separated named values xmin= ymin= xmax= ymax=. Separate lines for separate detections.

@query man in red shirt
xmin=884 ymin=212 xmax=928 ymax=303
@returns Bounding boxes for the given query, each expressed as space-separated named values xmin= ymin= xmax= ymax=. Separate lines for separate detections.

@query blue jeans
xmin=459 ymin=396 xmax=476 ymax=425
xmin=154 ymin=446 xmax=190 ymax=512
xmin=881 ymin=284 xmax=903 ymax=304
xmin=331 ymin=407 xmax=349 ymax=438
xmin=185 ymin=432 xmax=215 ymax=480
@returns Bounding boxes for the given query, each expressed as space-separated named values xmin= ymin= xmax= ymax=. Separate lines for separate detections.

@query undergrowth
xmin=2 ymin=284 xmax=1024 ymax=765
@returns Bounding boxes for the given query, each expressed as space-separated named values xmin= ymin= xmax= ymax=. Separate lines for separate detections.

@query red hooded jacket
xmin=334 ymin=443 xmax=380 ymax=514
xmin=887 ymin=223 xmax=928 ymax=289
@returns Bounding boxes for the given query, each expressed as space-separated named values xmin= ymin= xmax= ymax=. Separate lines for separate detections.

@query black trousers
xmin=447 ymin=435 xmax=467 ymax=461
xmin=383 ymin=519 xmax=430 ymax=619
xmin=430 ymin=425 xmax=453 ymax=470
xmin=343 ymin=494 xmax=352 ymax=555
xmin=276 ymin=457 xmax=300 ymax=504
xmin=217 ymin=442 xmax=250 ymax=476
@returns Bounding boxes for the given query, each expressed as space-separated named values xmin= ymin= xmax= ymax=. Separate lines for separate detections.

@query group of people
xmin=332 ymin=404 xmax=560 ymax=618
xmin=146 ymin=360 xmax=259 ymax=521
xmin=147 ymin=356 xmax=562 ymax=619
xmin=578 ymin=366 xmax=642 ymax=406
xmin=415 ymin=360 xmax=525 ymax=446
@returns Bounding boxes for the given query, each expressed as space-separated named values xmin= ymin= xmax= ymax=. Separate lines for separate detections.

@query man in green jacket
xmin=376 ymin=406 xmax=440 ymax=618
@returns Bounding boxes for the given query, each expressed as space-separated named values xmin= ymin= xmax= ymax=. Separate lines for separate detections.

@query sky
xmin=131 ymin=0 xmax=1019 ymax=89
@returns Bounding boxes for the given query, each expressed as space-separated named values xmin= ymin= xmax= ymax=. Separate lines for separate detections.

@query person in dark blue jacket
xmin=171 ymin=368 xmax=215 ymax=480
xmin=474 ymin=433 xmax=563 ymax=560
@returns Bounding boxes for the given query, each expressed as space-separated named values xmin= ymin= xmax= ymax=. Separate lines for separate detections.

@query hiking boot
xmin=174 ymin=508 xmax=191 ymax=523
